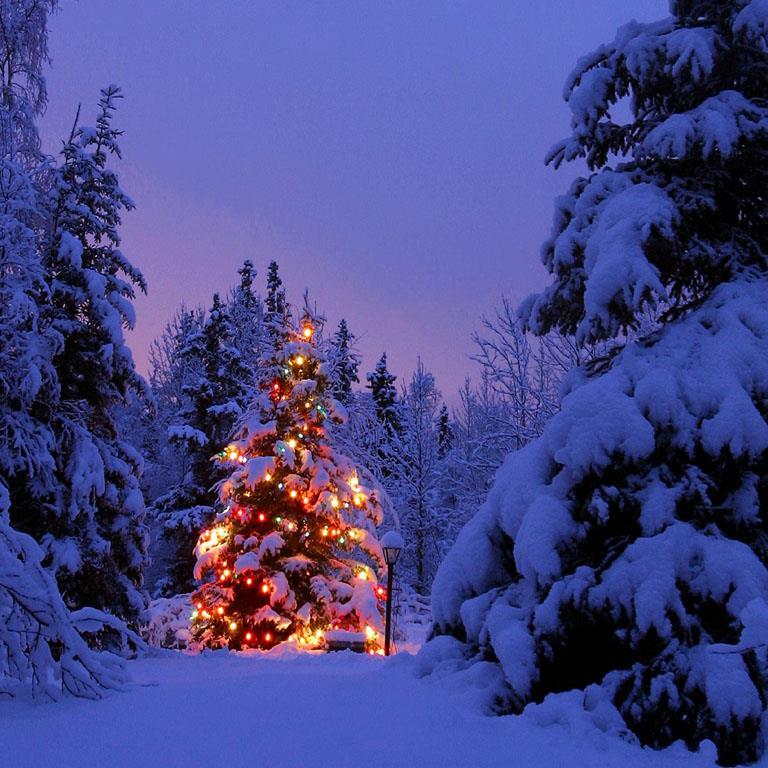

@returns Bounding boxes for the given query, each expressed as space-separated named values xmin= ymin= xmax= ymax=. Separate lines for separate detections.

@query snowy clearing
xmin=1 ymin=649 xmax=725 ymax=768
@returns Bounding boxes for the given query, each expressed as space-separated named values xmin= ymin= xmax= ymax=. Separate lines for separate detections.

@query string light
xmin=217 ymin=607 xmax=224 ymax=615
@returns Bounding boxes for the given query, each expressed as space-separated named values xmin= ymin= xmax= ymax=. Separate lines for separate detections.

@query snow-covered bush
xmin=0 ymin=507 xmax=126 ymax=699
xmin=140 ymin=594 xmax=193 ymax=650
xmin=430 ymin=2 xmax=768 ymax=765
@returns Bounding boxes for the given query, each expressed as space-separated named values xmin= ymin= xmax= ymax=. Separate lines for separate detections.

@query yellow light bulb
xmin=217 ymin=607 xmax=224 ymax=615
xmin=290 ymin=489 xmax=298 ymax=499
xmin=288 ymin=439 xmax=297 ymax=449
xmin=229 ymin=621 xmax=237 ymax=631
xmin=302 ymin=326 xmax=313 ymax=339
xmin=330 ymin=496 xmax=339 ymax=508
xmin=296 ymin=355 xmax=304 ymax=366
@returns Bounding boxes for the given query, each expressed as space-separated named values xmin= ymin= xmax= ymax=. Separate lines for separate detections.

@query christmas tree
xmin=190 ymin=311 xmax=386 ymax=651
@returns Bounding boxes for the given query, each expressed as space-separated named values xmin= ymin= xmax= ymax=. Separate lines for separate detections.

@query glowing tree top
xmin=190 ymin=311 xmax=387 ymax=651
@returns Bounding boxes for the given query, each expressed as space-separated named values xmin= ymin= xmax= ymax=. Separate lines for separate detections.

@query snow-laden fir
xmin=429 ymin=1 xmax=768 ymax=764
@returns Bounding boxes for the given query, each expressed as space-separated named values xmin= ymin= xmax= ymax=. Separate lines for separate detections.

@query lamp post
xmin=380 ymin=530 xmax=404 ymax=657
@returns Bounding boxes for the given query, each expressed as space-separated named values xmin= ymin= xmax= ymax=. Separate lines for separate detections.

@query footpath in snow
xmin=0 ymin=647 xmax=727 ymax=768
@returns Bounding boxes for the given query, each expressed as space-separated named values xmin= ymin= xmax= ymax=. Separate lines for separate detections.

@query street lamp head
xmin=380 ymin=530 xmax=404 ymax=566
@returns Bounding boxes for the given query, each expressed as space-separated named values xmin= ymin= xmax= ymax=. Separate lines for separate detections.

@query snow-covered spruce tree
xmin=431 ymin=3 xmax=768 ymax=765
xmin=190 ymin=311 xmax=386 ymax=650
xmin=228 ymin=259 xmax=265 ymax=378
xmin=264 ymin=260 xmax=289 ymax=341
xmin=17 ymin=85 xmax=149 ymax=620
xmin=367 ymin=353 xmax=400 ymax=436
xmin=328 ymin=319 xmax=360 ymax=406
xmin=1 ymin=0 xmax=130 ymax=696
xmin=437 ymin=404 xmax=452 ymax=460
xmin=154 ymin=294 xmax=250 ymax=594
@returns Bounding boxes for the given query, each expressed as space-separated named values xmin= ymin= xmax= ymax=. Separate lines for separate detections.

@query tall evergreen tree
xmin=328 ymin=319 xmax=360 ymax=406
xmin=436 ymin=404 xmax=452 ymax=460
xmin=366 ymin=353 xmax=400 ymax=435
xmin=9 ymin=84 xmax=149 ymax=620
xmin=228 ymin=259 xmax=264 ymax=373
xmin=1 ymin=0 xmax=130 ymax=696
xmin=431 ymin=3 xmax=768 ymax=764
xmin=264 ymin=260 xmax=287 ymax=333
xmin=154 ymin=294 xmax=250 ymax=593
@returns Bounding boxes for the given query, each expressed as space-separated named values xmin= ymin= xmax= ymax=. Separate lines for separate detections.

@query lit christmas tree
xmin=190 ymin=312 xmax=387 ymax=651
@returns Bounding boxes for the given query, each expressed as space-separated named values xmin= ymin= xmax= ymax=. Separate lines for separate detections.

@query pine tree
xmin=11 ymin=84 xmax=149 ymax=620
xmin=154 ymin=294 xmax=250 ymax=594
xmin=431 ymin=3 xmax=768 ymax=764
xmin=190 ymin=311 xmax=386 ymax=650
xmin=1 ymin=0 xmax=130 ymax=697
xmin=228 ymin=259 xmax=264 ymax=374
xmin=437 ymin=404 xmax=452 ymax=460
xmin=328 ymin=319 xmax=360 ymax=406
xmin=264 ymin=260 xmax=287 ymax=334
xmin=366 ymin=353 xmax=400 ymax=435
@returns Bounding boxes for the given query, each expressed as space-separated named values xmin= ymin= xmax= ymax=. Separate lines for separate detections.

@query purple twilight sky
xmin=41 ymin=0 xmax=666 ymax=403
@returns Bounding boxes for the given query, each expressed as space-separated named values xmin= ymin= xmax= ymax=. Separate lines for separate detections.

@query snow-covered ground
xmin=1 ymin=647 xmax=727 ymax=768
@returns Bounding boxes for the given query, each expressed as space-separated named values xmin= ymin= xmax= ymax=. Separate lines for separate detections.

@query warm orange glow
xmin=229 ymin=621 xmax=237 ymax=631
xmin=246 ymin=577 xmax=253 ymax=586
xmin=245 ymin=632 xmax=253 ymax=641
xmin=223 ymin=568 xmax=230 ymax=577
xmin=258 ymin=512 xmax=266 ymax=522
xmin=288 ymin=438 xmax=297 ymax=449
xmin=264 ymin=632 xmax=272 ymax=643
xmin=261 ymin=583 xmax=270 ymax=594
xmin=217 ymin=607 xmax=224 ymax=615
xmin=197 ymin=602 xmax=203 ymax=610
xmin=290 ymin=489 xmax=298 ymax=499
xmin=353 ymin=493 xmax=365 ymax=507
xmin=330 ymin=496 xmax=339 ymax=508
xmin=302 ymin=325 xmax=314 ymax=339
xmin=265 ymin=473 xmax=272 ymax=482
